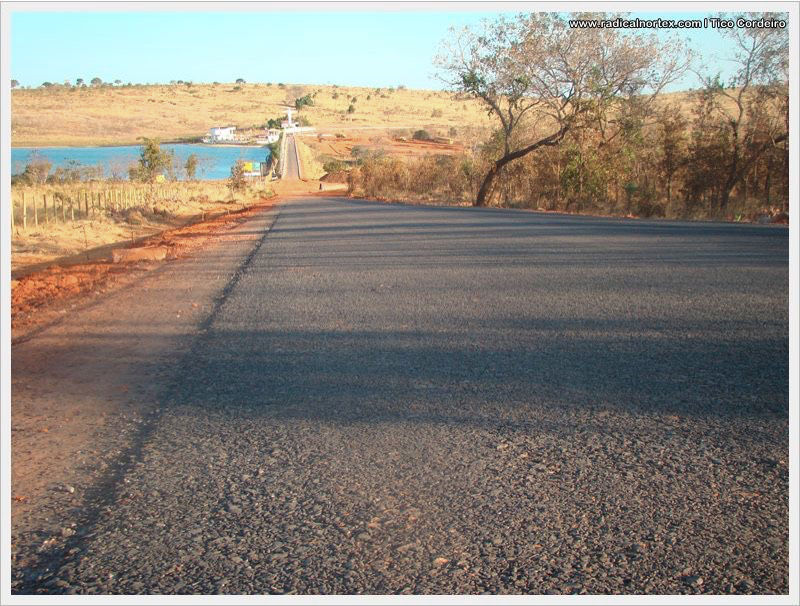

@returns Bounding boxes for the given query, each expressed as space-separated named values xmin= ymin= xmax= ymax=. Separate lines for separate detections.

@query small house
xmin=208 ymin=126 xmax=236 ymax=142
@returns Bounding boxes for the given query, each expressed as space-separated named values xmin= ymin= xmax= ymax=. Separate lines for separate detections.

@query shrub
xmin=351 ymin=145 xmax=369 ymax=159
xmin=347 ymin=104 xmax=356 ymax=114
xmin=228 ymin=159 xmax=246 ymax=192
xmin=412 ymin=129 xmax=432 ymax=141
xmin=323 ymin=159 xmax=348 ymax=173
xmin=431 ymin=109 xmax=443 ymax=118
xmin=185 ymin=154 xmax=199 ymax=180
xmin=16 ymin=151 xmax=52 ymax=185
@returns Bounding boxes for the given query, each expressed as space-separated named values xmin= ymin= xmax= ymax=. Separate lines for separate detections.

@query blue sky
xmin=10 ymin=10 xmax=761 ymax=91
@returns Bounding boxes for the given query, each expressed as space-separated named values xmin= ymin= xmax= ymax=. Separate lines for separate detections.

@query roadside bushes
xmin=323 ymin=159 xmax=349 ymax=174
xmin=348 ymin=154 xmax=476 ymax=203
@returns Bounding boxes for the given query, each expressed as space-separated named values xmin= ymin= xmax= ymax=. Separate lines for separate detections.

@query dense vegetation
xmin=349 ymin=12 xmax=789 ymax=221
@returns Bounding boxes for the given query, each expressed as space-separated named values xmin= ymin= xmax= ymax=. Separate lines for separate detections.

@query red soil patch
xmin=11 ymin=197 xmax=276 ymax=337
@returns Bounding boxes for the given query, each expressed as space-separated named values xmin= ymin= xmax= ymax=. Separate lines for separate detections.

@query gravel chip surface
xmin=13 ymin=197 xmax=788 ymax=595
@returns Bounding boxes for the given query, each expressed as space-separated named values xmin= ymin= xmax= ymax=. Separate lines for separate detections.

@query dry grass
xmin=11 ymin=83 xmax=496 ymax=147
xmin=294 ymin=137 xmax=326 ymax=180
xmin=12 ymin=81 xmax=735 ymax=150
xmin=10 ymin=180 xmax=273 ymax=273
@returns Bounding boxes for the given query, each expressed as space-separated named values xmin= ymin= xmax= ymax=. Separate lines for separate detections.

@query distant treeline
xmin=349 ymin=88 xmax=789 ymax=221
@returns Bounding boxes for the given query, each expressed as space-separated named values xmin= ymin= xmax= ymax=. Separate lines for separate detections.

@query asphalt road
xmin=284 ymin=135 xmax=300 ymax=180
xmin=13 ymin=197 xmax=789 ymax=595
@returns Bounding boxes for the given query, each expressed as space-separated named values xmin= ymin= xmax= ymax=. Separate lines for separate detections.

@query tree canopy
xmin=130 ymin=138 xmax=173 ymax=183
xmin=436 ymin=12 xmax=690 ymax=205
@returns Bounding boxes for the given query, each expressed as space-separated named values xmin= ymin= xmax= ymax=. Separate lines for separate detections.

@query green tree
xmin=130 ymin=138 xmax=173 ymax=183
xmin=90 ymin=77 xmax=103 ymax=86
xmin=11 ymin=79 xmax=19 ymax=88
xmin=76 ymin=78 xmax=84 ymax=86
xmin=235 ymin=78 xmax=246 ymax=84
xmin=436 ymin=12 xmax=689 ymax=206
xmin=294 ymin=94 xmax=314 ymax=110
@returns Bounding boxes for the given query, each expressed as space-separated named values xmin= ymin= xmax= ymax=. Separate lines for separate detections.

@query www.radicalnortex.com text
xmin=568 ymin=16 xmax=787 ymax=29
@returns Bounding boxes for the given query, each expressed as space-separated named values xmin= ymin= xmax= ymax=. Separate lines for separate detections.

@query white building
xmin=255 ymin=129 xmax=281 ymax=145
xmin=208 ymin=126 xmax=236 ymax=142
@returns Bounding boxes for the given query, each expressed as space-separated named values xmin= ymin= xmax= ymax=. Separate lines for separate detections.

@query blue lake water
xmin=10 ymin=144 xmax=271 ymax=181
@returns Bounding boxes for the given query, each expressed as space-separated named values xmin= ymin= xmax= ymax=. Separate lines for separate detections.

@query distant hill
xmin=11 ymin=82 xmax=710 ymax=148
xmin=11 ymin=82 xmax=496 ymax=147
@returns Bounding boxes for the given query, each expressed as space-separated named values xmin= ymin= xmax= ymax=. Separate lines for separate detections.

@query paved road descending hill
xmin=13 ymin=197 xmax=788 ymax=595
xmin=284 ymin=135 xmax=300 ymax=180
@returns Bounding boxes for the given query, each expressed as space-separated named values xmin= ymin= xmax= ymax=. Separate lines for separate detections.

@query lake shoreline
xmin=12 ymin=143 xmax=272 ymax=181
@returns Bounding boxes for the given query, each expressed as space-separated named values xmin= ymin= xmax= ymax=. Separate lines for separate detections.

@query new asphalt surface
xmin=14 ymin=197 xmax=789 ymax=595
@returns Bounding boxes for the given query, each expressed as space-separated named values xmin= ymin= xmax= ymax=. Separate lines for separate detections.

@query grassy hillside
xmin=11 ymin=82 xmax=496 ymax=147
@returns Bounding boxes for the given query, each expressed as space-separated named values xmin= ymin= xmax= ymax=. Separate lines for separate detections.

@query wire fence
xmin=10 ymin=184 xmax=189 ymax=231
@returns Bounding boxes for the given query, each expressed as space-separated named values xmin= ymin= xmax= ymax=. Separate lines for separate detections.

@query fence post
xmin=33 ymin=193 xmax=39 ymax=227
xmin=84 ymin=190 xmax=88 ymax=217
xmin=43 ymin=192 xmax=48 ymax=223
xmin=10 ymin=192 xmax=15 ymax=230
xmin=70 ymin=196 xmax=75 ymax=221
xmin=22 ymin=192 xmax=27 ymax=231
xmin=61 ymin=194 xmax=66 ymax=222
